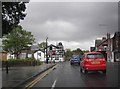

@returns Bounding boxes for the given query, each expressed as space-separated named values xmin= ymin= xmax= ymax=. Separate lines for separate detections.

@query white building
xmin=6 ymin=44 xmax=45 ymax=61
xmin=45 ymin=42 xmax=65 ymax=62
xmin=30 ymin=45 xmax=45 ymax=61
xmin=34 ymin=50 xmax=45 ymax=61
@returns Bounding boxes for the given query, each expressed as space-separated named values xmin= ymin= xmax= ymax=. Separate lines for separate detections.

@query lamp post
xmin=46 ymin=37 xmax=48 ymax=64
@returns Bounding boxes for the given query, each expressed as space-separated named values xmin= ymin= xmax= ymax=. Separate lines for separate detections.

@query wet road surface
xmin=31 ymin=61 xmax=119 ymax=88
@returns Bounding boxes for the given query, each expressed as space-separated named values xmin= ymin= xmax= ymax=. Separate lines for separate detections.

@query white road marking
xmin=51 ymin=79 xmax=57 ymax=89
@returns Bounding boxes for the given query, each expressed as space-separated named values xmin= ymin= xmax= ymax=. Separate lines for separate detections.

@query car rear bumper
xmin=71 ymin=60 xmax=80 ymax=64
xmin=85 ymin=64 xmax=106 ymax=70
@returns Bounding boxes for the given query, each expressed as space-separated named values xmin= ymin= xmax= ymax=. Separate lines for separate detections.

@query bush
xmin=2 ymin=58 xmax=42 ymax=67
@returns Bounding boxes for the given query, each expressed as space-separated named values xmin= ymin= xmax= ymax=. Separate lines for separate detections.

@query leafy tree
xmin=82 ymin=50 xmax=89 ymax=54
xmin=2 ymin=25 xmax=35 ymax=59
xmin=72 ymin=48 xmax=83 ymax=55
xmin=2 ymin=2 xmax=28 ymax=35
xmin=38 ymin=42 xmax=46 ymax=50
xmin=65 ymin=49 xmax=72 ymax=60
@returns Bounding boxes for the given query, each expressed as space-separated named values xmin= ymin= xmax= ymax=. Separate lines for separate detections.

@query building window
xmin=116 ymin=40 xmax=118 ymax=48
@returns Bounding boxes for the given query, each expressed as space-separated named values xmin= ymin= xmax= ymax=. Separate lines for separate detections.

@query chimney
xmin=102 ymin=37 xmax=106 ymax=42
xmin=107 ymin=33 xmax=110 ymax=39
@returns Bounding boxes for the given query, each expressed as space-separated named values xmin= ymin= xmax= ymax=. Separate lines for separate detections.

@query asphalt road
xmin=31 ymin=61 xmax=119 ymax=88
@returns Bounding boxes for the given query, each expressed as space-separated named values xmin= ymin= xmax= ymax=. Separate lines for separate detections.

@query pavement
xmin=2 ymin=63 xmax=56 ymax=88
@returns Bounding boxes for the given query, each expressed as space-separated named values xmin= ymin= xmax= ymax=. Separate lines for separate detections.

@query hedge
xmin=2 ymin=58 xmax=43 ymax=67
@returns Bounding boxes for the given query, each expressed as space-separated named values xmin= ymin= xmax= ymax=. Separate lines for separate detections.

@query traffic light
xmin=50 ymin=46 xmax=52 ymax=50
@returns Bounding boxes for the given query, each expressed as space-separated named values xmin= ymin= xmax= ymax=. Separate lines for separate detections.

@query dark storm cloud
xmin=20 ymin=2 xmax=118 ymax=50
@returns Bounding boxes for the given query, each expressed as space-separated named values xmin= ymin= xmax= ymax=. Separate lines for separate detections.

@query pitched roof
xmin=97 ymin=39 xmax=108 ymax=47
xmin=95 ymin=40 xmax=102 ymax=47
xmin=44 ymin=44 xmax=59 ymax=49
xmin=113 ymin=31 xmax=120 ymax=38
xmin=34 ymin=49 xmax=45 ymax=53
xmin=31 ymin=45 xmax=39 ymax=50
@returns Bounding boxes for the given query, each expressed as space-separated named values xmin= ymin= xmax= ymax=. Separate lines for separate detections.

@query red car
xmin=80 ymin=52 xmax=106 ymax=74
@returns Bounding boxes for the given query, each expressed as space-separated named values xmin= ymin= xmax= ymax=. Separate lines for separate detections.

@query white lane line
xmin=51 ymin=79 xmax=57 ymax=89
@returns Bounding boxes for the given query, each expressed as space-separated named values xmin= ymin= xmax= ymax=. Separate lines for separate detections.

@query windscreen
xmin=72 ymin=55 xmax=80 ymax=58
xmin=87 ymin=54 xmax=104 ymax=59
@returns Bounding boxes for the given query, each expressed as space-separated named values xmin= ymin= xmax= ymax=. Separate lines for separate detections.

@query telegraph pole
xmin=46 ymin=37 xmax=48 ymax=64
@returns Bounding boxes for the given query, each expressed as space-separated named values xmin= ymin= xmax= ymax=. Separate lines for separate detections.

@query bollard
xmin=6 ymin=61 xmax=8 ymax=74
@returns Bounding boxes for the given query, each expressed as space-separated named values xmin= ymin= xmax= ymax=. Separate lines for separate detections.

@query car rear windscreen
xmin=87 ymin=54 xmax=104 ymax=59
xmin=72 ymin=55 xmax=80 ymax=58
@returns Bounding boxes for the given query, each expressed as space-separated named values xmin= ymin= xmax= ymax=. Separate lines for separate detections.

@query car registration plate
xmin=74 ymin=61 xmax=79 ymax=62
xmin=91 ymin=61 xmax=100 ymax=64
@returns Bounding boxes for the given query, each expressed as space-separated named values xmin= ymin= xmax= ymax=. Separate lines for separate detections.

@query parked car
xmin=55 ymin=58 xmax=60 ymax=62
xmin=80 ymin=52 xmax=106 ymax=74
xmin=50 ymin=57 xmax=59 ymax=63
xmin=70 ymin=54 xmax=81 ymax=65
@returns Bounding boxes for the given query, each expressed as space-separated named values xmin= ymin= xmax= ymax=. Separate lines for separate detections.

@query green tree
xmin=82 ymin=50 xmax=89 ymax=54
xmin=2 ymin=2 xmax=28 ymax=35
xmin=71 ymin=48 xmax=83 ymax=57
xmin=65 ymin=49 xmax=72 ymax=60
xmin=2 ymin=25 xmax=35 ymax=59
xmin=38 ymin=42 xmax=46 ymax=50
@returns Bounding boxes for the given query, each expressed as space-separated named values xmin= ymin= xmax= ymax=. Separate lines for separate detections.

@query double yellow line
xmin=24 ymin=65 xmax=57 ymax=89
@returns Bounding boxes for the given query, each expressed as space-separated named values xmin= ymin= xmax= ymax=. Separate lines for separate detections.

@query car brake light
xmin=84 ymin=59 xmax=89 ymax=64
xmin=102 ymin=59 xmax=106 ymax=64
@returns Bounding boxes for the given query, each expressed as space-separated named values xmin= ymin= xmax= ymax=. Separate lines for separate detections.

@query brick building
xmin=112 ymin=32 xmax=120 ymax=61
xmin=91 ymin=32 xmax=120 ymax=62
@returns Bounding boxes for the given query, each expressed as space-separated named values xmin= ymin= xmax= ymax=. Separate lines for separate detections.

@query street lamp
xmin=46 ymin=37 xmax=48 ymax=64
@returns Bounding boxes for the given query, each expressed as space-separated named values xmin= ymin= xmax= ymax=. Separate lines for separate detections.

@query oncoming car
xmin=80 ymin=52 xmax=106 ymax=74
xmin=70 ymin=54 xmax=81 ymax=65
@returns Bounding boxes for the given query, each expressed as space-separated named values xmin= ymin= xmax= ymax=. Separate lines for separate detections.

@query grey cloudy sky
xmin=20 ymin=1 xmax=118 ymax=50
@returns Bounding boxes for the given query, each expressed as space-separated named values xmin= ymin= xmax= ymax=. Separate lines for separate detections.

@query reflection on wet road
xmin=32 ymin=61 xmax=119 ymax=88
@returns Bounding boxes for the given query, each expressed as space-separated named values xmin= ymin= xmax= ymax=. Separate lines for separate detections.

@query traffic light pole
xmin=50 ymin=46 xmax=52 ymax=62
xmin=46 ymin=37 xmax=48 ymax=64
